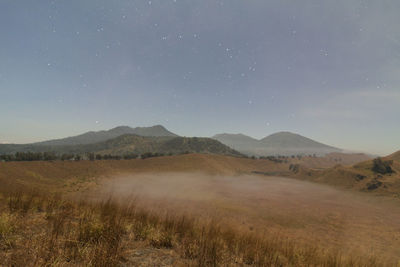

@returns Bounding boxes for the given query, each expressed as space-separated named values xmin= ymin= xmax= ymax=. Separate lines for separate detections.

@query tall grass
xmin=0 ymin=189 xmax=393 ymax=266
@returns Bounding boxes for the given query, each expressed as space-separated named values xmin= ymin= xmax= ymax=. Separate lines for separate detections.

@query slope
xmin=388 ymin=150 xmax=400 ymax=161
xmin=288 ymin=150 xmax=400 ymax=197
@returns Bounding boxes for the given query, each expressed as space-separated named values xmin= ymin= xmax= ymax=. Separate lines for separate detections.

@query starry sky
xmin=0 ymin=0 xmax=399 ymax=155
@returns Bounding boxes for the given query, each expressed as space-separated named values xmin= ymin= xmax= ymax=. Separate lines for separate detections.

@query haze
xmin=96 ymin=172 xmax=400 ymax=260
xmin=1 ymin=0 xmax=399 ymax=155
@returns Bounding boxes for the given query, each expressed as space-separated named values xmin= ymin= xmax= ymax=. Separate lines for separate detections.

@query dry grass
xmin=1 ymin=155 xmax=399 ymax=266
xmin=0 ymin=187 xmax=394 ymax=267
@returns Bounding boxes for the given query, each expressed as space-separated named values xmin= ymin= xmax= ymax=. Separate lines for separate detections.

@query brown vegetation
xmin=0 ymin=188 xmax=392 ymax=266
xmin=1 ymin=153 xmax=400 ymax=266
xmin=285 ymin=152 xmax=372 ymax=169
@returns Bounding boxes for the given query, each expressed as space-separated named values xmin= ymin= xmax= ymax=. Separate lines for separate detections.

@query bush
xmin=372 ymin=158 xmax=394 ymax=174
xmin=123 ymin=153 xmax=138 ymax=160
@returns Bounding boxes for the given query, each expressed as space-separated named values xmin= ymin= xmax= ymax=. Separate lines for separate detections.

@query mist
xmin=94 ymin=172 xmax=400 ymax=260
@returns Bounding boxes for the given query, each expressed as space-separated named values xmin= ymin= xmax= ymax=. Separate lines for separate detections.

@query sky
xmin=0 ymin=0 xmax=399 ymax=155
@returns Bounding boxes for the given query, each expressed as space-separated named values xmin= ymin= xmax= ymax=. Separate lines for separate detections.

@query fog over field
xmin=98 ymin=173 xmax=400 ymax=262
xmin=1 ymin=0 xmax=400 ymax=265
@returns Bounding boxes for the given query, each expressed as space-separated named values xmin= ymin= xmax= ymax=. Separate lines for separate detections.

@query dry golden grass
xmin=388 ymin=151 xmax=400 ymax=162
xmin=0 ymin=188 xmax=393 ymax=267
xmin=1 ymin=154 xmax=400 ymax=266
xmin=287 ymin=153 xmax=372 ymax=169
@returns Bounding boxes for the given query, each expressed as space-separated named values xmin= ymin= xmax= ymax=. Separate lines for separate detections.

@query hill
xmin=0 ymin=153 xmax=288 ymax=194
xmin=0 ymin=135 xmax=242 ymax=157
xmin=287 ymin=152 xmax=372 ymax=169
xmin=89 ymin=135 xmax=243 ymax=157
xmin=213 ymin=131 xmax=341 ymax=156
xmin=388 ymin=150 xmax=400 ymax=161
xmin=0 ymin=154 xmax=284 ymax=189
xmin=288 ymin=150 xmax=400 ymax=197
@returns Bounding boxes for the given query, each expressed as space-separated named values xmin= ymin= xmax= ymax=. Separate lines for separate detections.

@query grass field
xmin=0 ymin=154 xmax=399 ymax=266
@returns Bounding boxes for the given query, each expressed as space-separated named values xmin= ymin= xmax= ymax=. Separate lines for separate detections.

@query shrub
xmin=372 ymin=158 xmax=394 ymax=174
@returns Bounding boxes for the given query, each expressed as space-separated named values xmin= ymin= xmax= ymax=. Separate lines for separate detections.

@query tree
xmin=43 ymin=152 xmax=57 ymax=161
xmin=123 ymin=153 xmax=138 ymax=160
xmin=87 ymin=153 xmax=95 ymax=161
xmin=61 ymin=154 xmax=74 ymax=161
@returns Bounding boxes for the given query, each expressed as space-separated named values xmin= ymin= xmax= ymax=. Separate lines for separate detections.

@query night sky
xmin=1 ymin=0 xmax=399 ymax=154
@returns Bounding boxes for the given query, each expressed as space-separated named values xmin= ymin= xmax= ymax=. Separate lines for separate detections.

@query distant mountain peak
xmin=213 ymin=133 xmax=253 ymax=138
xmin=264 ymin=131 xmax=305 ymax=138
xmin=213 ymin=131 xmax=341 ymax=156
xmin=153 ymin=124 xmax=166 ymax=128
xmin=111 ymin=125 xmax=132 ymax=130
xmin=261 ymin=131 xmax=337 ymax=148
xmin=26 ymin=125 xmax=178 ymax=147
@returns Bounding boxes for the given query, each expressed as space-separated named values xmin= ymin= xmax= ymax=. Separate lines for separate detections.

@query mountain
xmin=259 ymin=132 xmax=341 ymax=156
xmin=213 ymin=131 xmax=341 ymax=156
xmin=212 ymin=134 xmax=260 ymax=155
xmin=0 ymin=134 xmax=242 ymax=157
xmin=32 ymin=125 xmax=178 ymax=147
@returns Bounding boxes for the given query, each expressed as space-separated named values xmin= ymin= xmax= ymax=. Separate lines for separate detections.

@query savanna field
xmin=2 ymin=1 xmax=400 ymax=266
xmin=1 ymin=154 xmax=399 ymax=266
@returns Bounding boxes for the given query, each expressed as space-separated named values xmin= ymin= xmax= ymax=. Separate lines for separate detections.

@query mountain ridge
xmin=0 ymin=134 xmax=242 ymax=157
xmin=0 ymin=126 xmax=357 ymax=157
xmin=213 ymin=131 xmax=342 ymax=156
xmin=32 ymin=125 xmax=178 ymax=147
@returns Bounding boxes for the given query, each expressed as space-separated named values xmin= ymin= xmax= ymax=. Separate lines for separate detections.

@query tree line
xmin=0 ymin=151 xmax=178 ymax=162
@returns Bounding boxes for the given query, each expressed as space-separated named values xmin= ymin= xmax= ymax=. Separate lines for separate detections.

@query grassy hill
xmin=0 ymin=154 xmax=289 ymax=193
xmin=93 ymin=135 xmax=243 ymax=156
xmin=288 ymin=150 xmax=400 ymax=197
xmin=286 ymin=152 xmax=372 ymax=169
xmin=388 ymin=150 xmax=400 ymax=161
